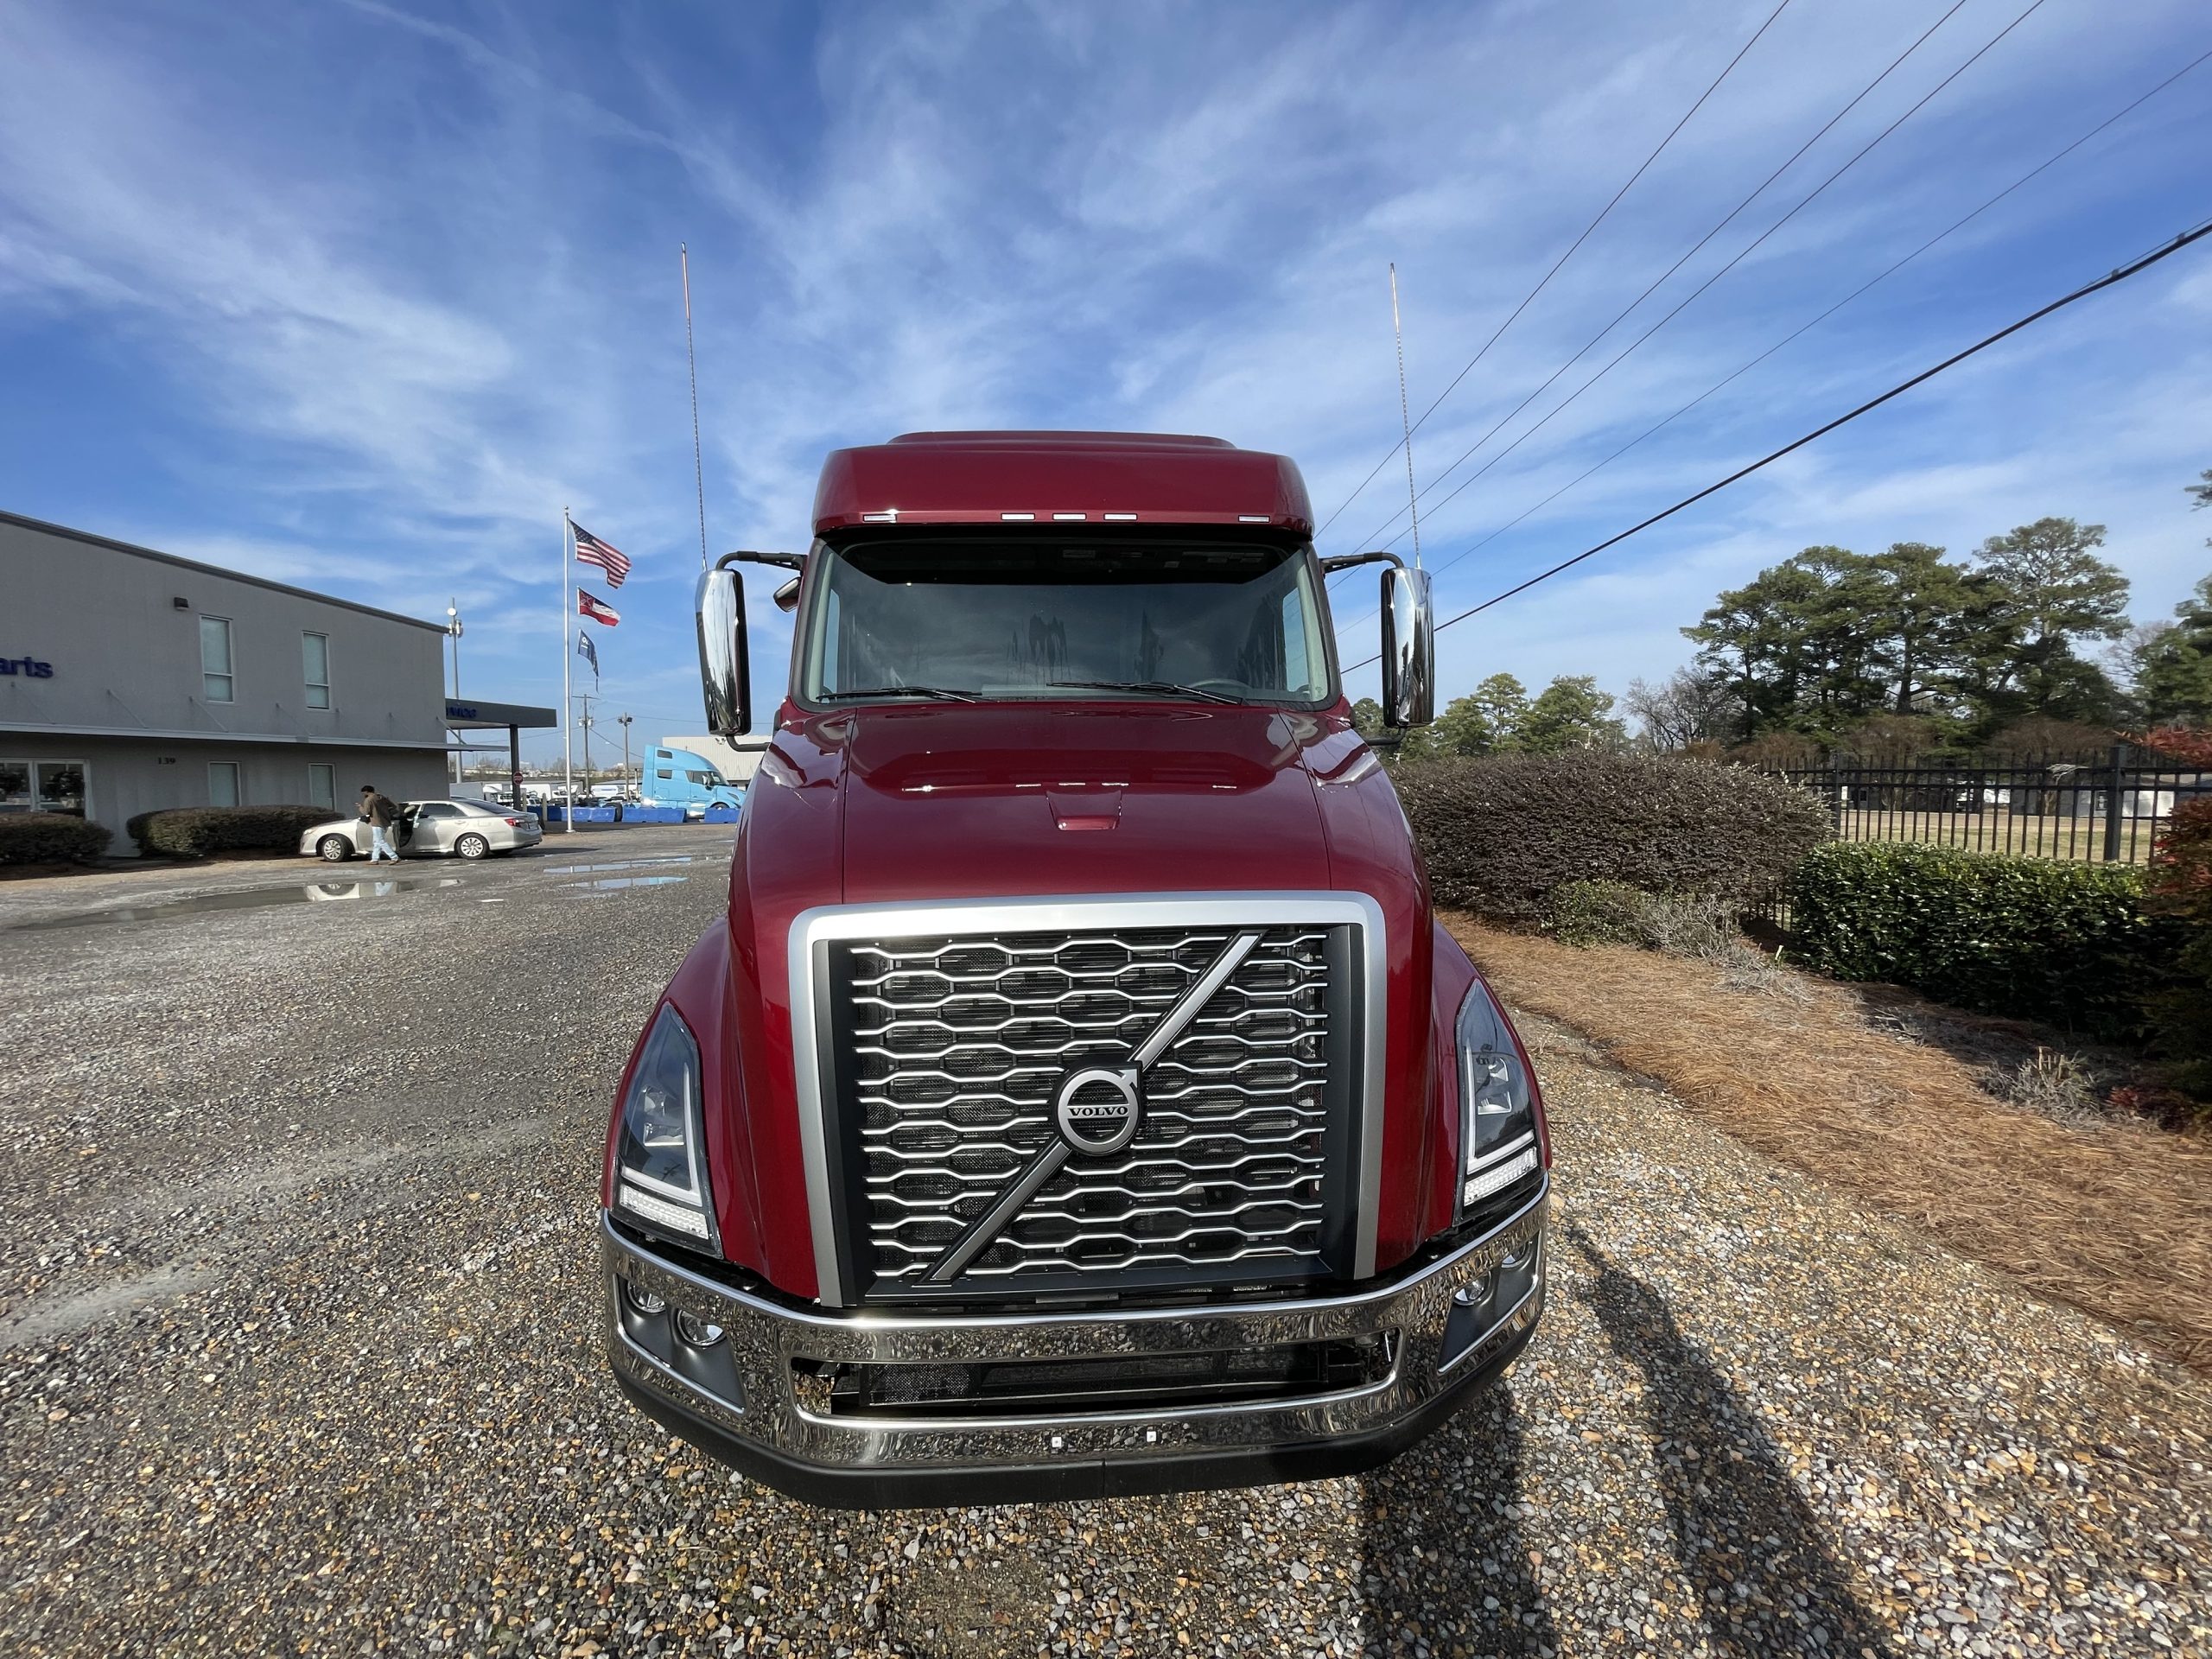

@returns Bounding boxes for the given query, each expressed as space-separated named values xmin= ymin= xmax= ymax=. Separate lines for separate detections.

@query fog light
xmin=675 ymin=1311 xmax=725 ymax=1347
xmin=1453 ymin=1273 xmax=1494 ymax=1308
xmin=624 ymin=1281 xmax=668 ymax=1317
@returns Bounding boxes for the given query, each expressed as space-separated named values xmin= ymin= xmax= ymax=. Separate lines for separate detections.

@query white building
xmin=3 ymin=508 xmax=453 ymax=847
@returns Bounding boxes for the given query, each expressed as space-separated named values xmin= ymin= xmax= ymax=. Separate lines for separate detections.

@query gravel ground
xmin=2 ymin=844 xmax=2207 ymax=1657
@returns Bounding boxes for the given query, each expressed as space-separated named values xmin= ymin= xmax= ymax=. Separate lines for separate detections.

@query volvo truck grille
xmin=817 ymin=913 xmax=1366 ymax=1302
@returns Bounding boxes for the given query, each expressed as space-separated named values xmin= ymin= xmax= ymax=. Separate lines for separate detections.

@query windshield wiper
xmin=821 ymin=684 xmax=982 ymax=702
xmin=1047 ymin=680 xmax=1241 ymax=705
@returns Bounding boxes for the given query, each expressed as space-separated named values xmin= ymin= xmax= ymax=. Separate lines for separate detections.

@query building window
xmin=308 ymin=763 xmax=335 ymax=810
xmin=35 ymin=761 xmax=86 ymax=816
xmin=208 ymin=762 xmax=240 ymax=807
xmin=200 ymin=615 xmax=235 ymax=702
xmin=302 ymin=632 xmax=331 ymax=709
xmin=0 ymin=760 xmax=86 ymax=816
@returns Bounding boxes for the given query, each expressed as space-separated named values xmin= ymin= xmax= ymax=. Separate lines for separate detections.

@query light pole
xmin=618 ymin=713 xmax=633 ymax=789
xmin=445 ymin=600 xmax=464 ymax=786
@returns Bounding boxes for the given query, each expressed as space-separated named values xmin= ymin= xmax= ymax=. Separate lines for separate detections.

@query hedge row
xmin=0 ymin=812 xmax=115 ymax=866
xmin=1784 ymin=842 xmax=2177 ymax=1038
xmin=1398 ymin=752 xmax=1831 ymax=918
xmin=127 ymin=804 xmax=334 ymax=859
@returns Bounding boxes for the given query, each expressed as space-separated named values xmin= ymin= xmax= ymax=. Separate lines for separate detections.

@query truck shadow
xmin=1562 ymin=1219 xmax=1898 ymax=1658
xmin=1356 ymin=1387 xmax=1560 ymax=1657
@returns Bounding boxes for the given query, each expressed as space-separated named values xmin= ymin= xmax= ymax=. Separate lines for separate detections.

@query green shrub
xmin=1785 ymin=842 xmax=2177 ymax=1037
xmin=1398 ymin=752 xmax=1831 ymax=918
xmin=0 ymin=812 xmax=115 ymax=865
xmin=128 ymin=804 xmax=333 ymax=859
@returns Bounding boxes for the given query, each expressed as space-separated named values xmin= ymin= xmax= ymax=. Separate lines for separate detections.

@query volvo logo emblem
xmin=1053 ymin=1065 xmax=1142 ymax=1156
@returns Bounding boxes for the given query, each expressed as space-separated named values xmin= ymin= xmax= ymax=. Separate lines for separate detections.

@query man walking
xmin=360 ymin=783 xmax=401 ymax=863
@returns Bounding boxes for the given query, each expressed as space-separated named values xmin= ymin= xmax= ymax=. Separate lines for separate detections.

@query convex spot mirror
xmin=1379 ymin=565 xmax=1436 ymax=728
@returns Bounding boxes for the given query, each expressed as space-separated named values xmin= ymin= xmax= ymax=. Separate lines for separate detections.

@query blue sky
xmin=3 ymin=0 xmax=2209 ymax=762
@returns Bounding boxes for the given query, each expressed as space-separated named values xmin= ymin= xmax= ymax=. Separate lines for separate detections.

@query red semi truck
xmin=600 ymin=430 xmax=1550 ymax=1506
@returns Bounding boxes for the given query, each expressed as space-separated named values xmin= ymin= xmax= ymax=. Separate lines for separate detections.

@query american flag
xmin=576 ymin=629 xmax=600 ymax=680
xmin=569 ymin=519 xmax=632 ymax=588
xmin=577 ymin=589 xmax=621 ymax=626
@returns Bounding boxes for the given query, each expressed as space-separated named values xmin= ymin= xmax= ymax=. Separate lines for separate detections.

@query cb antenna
xmin=682 ymin=243 xmax=709 ymax=572
xmin=1389 ymin=263 xmax=1423 ymax=569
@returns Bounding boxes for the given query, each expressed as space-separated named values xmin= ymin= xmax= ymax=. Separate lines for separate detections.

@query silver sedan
xmin=298 ymin=799 xmax=544 ymax=862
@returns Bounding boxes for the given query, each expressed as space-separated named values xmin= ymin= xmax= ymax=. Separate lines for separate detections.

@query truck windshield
xmin=798 ymin=537 xmax=1333 ymax=707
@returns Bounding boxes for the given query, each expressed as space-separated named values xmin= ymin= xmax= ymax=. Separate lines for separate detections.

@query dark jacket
xmin=362 ymin=792 xmax=400 ymax=829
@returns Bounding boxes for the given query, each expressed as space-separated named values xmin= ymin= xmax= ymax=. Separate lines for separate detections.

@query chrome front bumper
xmin=602 ymin=1182 xmax=1548 ymax=1508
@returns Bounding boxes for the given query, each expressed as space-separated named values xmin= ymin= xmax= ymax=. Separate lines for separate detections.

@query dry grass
xmin=1448 ymin=914 xmax=2212 ymax=1371
xmin=1843 ymin=811 xmax=2160 ymax=862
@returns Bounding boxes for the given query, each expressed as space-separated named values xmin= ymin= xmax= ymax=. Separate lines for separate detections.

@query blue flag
xmin=576 ymin=628 xmax=600 ymax=681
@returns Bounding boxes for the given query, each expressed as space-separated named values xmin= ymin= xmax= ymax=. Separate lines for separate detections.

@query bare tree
xmin=1625 ymin=669 xmax=1740 ymax=751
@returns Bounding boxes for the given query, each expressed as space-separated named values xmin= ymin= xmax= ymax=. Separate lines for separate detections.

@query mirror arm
xmin=717 ymin=550 xmax=806 ymax=573
xmin=1318 ymin=550 xmax=1405 ymax=575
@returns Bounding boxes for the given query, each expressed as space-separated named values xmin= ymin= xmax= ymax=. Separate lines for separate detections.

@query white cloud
xmin=1 ymin=0 xmax=2207 ymax=759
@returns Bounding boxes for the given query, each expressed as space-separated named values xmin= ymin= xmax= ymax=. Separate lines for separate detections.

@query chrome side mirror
xmin=696 ymin=567 xmax=751 ymax=735
xmin=1379 ymin=565 xmax=1435 ymax=728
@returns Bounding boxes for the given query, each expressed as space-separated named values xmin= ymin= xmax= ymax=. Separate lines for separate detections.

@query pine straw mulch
xmin=1445 ymin=914 xmax=2212 ymax=1373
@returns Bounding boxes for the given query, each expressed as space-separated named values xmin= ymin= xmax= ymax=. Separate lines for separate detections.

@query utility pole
xmin=580 ymin=705 xmax=595 ymax=795
xmin=445 ymin=599 xmax=464 ymax=786
xmin=618 ymin=713 xmax=634 ymax=786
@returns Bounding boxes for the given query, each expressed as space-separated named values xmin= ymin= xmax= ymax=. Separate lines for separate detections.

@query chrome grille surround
xmin=789 ymin=894 xmax=1388 ymax=1307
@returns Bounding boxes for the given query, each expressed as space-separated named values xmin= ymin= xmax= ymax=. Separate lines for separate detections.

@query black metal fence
xmin=1761 ymin=746 xmax=2208 ymax=867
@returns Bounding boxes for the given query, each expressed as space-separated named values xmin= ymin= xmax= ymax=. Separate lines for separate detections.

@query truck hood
xmin=708 ymin=698 xmax=1440 ymax=1301
xmin=823 ymin=702 xmax=1335 ymax=899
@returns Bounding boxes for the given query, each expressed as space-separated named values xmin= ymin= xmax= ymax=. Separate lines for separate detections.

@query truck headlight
xmin=612 ymin=1005 xmax=721 ymax=1253
xmin=1457 ymin=980 xmax=1541 ymax=1213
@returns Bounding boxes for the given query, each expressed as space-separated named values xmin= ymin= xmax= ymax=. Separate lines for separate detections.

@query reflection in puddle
xmin=15 ymin=877 xmax=462 ymax=930
xmin=563 ymin=876 xmax=690 ymax=893
xmin=543 ymin=857 xmax=697 ymax=876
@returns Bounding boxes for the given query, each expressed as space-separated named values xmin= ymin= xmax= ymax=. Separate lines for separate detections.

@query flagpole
xmin=561 ymin=505 xmax=575 ymax=835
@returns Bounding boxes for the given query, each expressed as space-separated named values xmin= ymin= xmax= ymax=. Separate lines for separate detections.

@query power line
xmin=1330 ymin=33 xmax=2208 ymax=647
xmin=1341 ymin=217 xmax=2212 ymax=673
xmin=1333 ymin=44 xmax=2212 ymax=639
xmin=1343 ymin=0 xmax=1986 ymax=558
xmin=1346 ymin=0 xmax=2046 ymax=563
xmin=1313 ymin=0 xmax=1794 ymax=544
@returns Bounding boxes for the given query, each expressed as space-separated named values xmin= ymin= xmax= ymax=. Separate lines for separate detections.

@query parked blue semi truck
xmin=639 ymin=746 xmax=746 ymax=819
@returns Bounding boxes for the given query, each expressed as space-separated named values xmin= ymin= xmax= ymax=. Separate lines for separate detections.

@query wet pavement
xmin=10 ymin=874 xmax=467 ymax=928
xmin=0 ymin=823 xmax=719 ymax=930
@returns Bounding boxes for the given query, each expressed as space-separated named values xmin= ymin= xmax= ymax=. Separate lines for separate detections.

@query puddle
xmin=543 ymin=856 xmax=696 ymax=876
xmin=563 ymin=876 xmax=690 ymax=893
xmin=14 ymin=876 xmax=461 ymax=930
